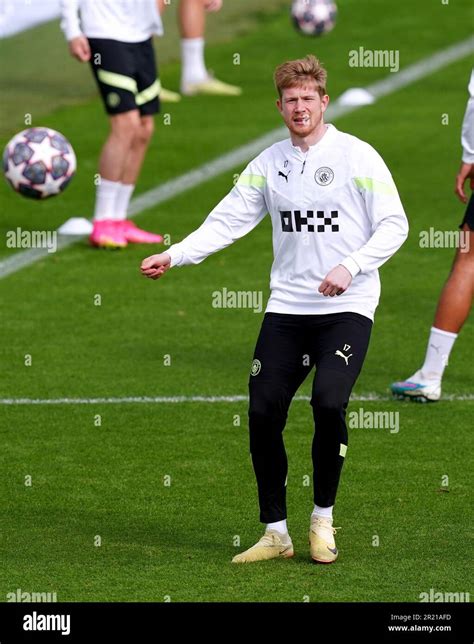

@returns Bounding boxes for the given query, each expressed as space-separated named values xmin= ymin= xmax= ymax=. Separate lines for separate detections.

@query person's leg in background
xmin=416 ymin=222 xmax=474 ymax=382
xmin=91 ymin=110 xmax=142 ymax=248
xmin=179 ymin=0 xmax=242 ymax=96
xmin=112 ymin=114 xmax=164 ymax=245
xmin=391 ymin=200 xmax=474 ymax=401
xmin=89 ymin=38 xmax=163 ymax=248
xmin=433 ymin=225 xmax=474 ymax=334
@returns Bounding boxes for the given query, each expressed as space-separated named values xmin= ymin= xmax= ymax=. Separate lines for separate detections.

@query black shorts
xmin=88 ymin=37 xmax=160 ymax=116
xmin=460 ymin=193 xmax=474 ymax=231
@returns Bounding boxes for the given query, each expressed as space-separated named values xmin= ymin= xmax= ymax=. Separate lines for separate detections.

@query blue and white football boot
xmin=390 ymin=370 xmax=441 ymax=402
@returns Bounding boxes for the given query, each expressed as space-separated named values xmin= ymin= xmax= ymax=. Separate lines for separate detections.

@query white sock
xmin=312 ymin=504 xmax=333 ymax=520
xmin=420 ymin=326 xmax=458 ymax=380
xmin=266 ymin=519 xmax=288 ymax=535
xmin=181 ymin=37 xmax=207 ymax=86
xmin=93 ymin=178 xmax=120 ymax=221
xmin=114 ymin=183 xmax=135 ymax=221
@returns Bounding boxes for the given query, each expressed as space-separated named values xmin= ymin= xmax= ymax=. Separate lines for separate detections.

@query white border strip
xmin=0 ymin=36 xmax=473 ymax=280
xmin=1 ymin=393 xmax=473 ymax=405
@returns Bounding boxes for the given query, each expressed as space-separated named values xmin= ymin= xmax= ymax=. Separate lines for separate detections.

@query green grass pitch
xmin=0 ymin=0 xmax=472 ymax=602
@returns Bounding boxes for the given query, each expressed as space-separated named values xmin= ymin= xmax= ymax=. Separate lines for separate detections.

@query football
xmin=3 ymin=127 xmax=76 ymax=199
xmin=291 ymin=0 xmax=337 ymax=37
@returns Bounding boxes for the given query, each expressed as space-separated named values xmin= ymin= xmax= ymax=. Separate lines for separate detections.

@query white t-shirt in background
xmin=60 ymin=0 xmax=163 ymax=43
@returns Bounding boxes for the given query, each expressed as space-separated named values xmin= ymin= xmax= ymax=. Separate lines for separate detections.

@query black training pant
xmin=248 ymin=311 xmax=372 ymax=524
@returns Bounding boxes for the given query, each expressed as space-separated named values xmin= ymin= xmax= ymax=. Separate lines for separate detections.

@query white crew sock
xmin=266 ymin=519 xmax=288 ymax=535
xmin=312 ymin=504 xmax=333 ymax=520
xmin=181 ymin=37 xmax=207 ymax=86
xmin=93 ymin=178 xmax=120 ymax=221
xmin=420 ymin=326 xmax=458 ymax=381
xmin=114 ymin=183 xmax=135 ymax=221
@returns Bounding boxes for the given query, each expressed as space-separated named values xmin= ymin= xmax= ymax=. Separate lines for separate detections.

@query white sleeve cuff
xmin=340 ymin=256 xmax=361 ymax=278
xmin=462 ymin=152 xmax=474 ymax=164
xmin=165 ymin=246 xmax=184 ymax=268
xmin=65 ymin=26 xmax=83 ymax=41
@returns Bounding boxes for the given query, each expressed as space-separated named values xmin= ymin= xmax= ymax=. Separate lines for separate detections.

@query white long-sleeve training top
xmin=461 ymin=69 xmax=474 ymax=164
xmin=60 ymin=0 xmax=163 ymax=43
xmin=166 ymin=124 xmax=409 ymax=321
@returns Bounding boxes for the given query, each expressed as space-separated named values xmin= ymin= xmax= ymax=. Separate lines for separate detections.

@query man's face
xmin=277 ymin=82 xmax=329 ymax=138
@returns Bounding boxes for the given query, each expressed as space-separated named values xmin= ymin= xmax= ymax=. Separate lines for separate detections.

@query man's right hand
xmin=68 ymin=36 xmax=91 ymax=62
xmin=141 ymin=253 xmax=172 ymax=280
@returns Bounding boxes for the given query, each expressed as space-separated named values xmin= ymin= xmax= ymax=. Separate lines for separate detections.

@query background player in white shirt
xmin=141 ymin=55 xmax=408 ymax=563
xmin=391 ymin=68 xmax=474 ymax=402
xmin=61 ymin=0 xmax=165 ymax=248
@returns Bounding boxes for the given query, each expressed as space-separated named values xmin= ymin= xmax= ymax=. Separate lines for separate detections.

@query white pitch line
xmin=1 ymin=393 xmax=473 ymax=405
xmin=367 ymin=36 xmax=474 ymax=99
xmin=0 ymin=36 xmax=473 ymax=281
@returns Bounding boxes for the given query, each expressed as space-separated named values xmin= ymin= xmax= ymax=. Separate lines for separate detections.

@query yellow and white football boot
xmin=232 ymin=530 xmax=293 ymax=563
xmin=181 ymin=74 xmax=242 ymax=97
xmin=309 ymin=516 xmax=340 ymax=564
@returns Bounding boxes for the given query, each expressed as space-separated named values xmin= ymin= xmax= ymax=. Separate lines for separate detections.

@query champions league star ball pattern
xmin=3 ymin=127 xmax=76 ymax=199
xmin=291 ymin=0 xmax=337 ymax=37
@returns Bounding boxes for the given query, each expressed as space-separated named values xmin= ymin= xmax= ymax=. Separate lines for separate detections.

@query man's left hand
xmin=318 ymin=265 xmax=352 ymax=297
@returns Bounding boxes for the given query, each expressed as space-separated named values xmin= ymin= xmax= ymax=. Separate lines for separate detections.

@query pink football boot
xmin=89 ymin=219 xmax=127 ymax=249
xmin=119 ymin=220 xmax=163 ymax=244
